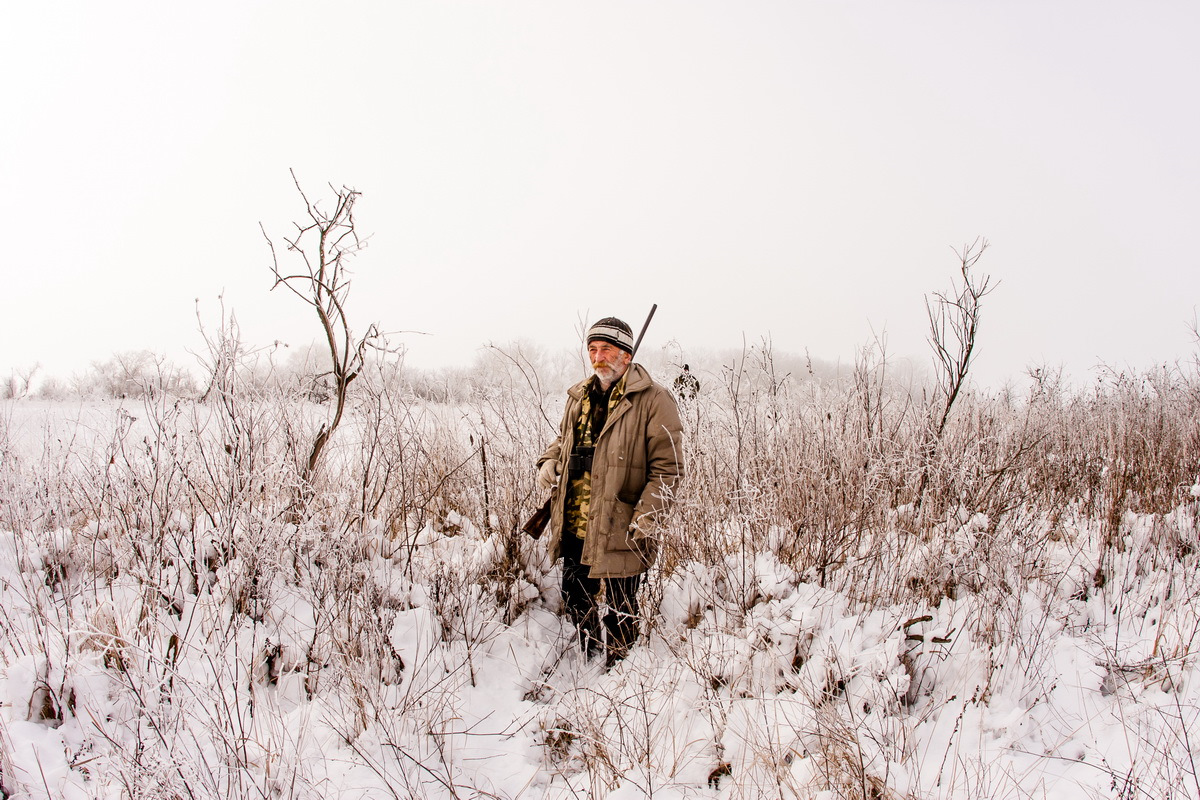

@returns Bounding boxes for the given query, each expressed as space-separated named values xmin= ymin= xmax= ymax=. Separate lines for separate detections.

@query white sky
xmin=3 ymin=1 xmax=1197 ymax=389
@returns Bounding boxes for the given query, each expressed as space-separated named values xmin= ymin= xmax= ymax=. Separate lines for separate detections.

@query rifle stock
xmin=521 ymin=495 xmax=553 ymax=539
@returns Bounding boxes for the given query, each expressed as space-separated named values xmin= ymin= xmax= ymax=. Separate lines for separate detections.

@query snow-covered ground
xmin=1 ymin=391 xmax=1197 ymax=799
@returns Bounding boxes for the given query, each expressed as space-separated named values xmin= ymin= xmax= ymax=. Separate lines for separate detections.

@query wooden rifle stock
xmin=521 ymin=495 xmax=553 ymax=539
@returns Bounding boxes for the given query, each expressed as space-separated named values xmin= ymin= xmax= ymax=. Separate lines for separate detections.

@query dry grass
xmin=1 ymin=335 xmax=1198 ymax=797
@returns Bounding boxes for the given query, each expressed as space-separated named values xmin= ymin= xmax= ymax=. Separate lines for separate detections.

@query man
xmin=673 ymin=364 xmax=700 ymax=400
xmin=536 ymin=317 xmax=684 ymax=664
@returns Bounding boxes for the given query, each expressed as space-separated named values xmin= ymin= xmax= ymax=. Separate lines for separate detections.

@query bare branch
xmin=916 ymin=237 xmax=997 ymax=509
xmin=261 ymin=172 xmax=383 ymax=507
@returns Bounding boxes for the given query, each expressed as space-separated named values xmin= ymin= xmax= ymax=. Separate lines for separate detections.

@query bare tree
xmin=916 ymin=238 xmax=995 ymax=507
xmin=103 ymin=350 xmax=158 ymax=397
xmin=262 ymin=170 xmax=384 ymax=493
xmin=85 ymin=351 xmax=193 ymax=398
xmin=927 ymin=238 xmax=994 ymax=438
xmin=3 ymin=364 xmax=40 ymax=400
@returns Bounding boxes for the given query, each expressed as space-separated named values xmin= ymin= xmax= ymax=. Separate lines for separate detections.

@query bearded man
xmin=536 ymin=317 xmax=684 ymax=664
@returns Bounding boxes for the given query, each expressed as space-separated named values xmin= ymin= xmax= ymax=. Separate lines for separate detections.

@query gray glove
xmin=537 ymin=459 xmax=561 ymax=491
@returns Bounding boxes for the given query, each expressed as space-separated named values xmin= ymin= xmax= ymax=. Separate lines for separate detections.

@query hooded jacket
xmin=538 ymin=363 xmax=684 ymax=578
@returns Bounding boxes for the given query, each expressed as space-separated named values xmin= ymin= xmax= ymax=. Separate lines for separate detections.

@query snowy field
xmin=1 ymin=354 xmax=1198 ymax=799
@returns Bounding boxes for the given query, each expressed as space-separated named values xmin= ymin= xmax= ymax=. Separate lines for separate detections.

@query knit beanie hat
xmin=586 ymin=317 xmax=635 ymax=354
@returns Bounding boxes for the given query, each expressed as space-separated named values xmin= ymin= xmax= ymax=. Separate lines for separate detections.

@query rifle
xmin=521 ymin=497 xmax=552 ymax=539
xmin=522 ymin=304 xmax=658 ymax=539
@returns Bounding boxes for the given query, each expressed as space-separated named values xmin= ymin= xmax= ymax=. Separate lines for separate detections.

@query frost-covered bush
xmin=1 ymin=347 xmax=1199 ymax=799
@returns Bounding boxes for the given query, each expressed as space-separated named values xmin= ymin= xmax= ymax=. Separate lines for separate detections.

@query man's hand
xmin=537 ymin=459 xmax=561 ymax=491
xmin=629 ymin=524 xmax=658 ymax=565
xmin=628 ymin=527 xmax=657 ymax=566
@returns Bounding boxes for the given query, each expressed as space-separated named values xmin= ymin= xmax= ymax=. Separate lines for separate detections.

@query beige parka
xmin=537 ymin=363 xmax=684 ymax=578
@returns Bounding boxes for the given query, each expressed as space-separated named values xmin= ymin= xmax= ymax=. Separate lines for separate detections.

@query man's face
xmin=588 ymin=340 xmax=632 ymax=386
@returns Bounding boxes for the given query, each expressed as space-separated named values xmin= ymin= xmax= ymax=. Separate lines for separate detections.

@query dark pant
xmin=560 ymin=532 xmax=642 ymax=663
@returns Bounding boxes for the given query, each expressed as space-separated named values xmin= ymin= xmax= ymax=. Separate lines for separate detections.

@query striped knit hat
xmin=586 ymin=317 xmax=635 ymax=354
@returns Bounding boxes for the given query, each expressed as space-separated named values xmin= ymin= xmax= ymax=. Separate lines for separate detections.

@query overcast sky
xmin=3 ymin=1 xmax=1197 ymax=390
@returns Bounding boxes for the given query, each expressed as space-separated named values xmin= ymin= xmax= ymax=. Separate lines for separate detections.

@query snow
xmin=1 ymin=397 xmax=1199 ymax=798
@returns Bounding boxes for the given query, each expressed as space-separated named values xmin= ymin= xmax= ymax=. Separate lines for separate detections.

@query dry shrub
xmin=660 ymin=347 xmax=1200 ymax=619
xmin=3 ymin=319 xmax=1199 ymax=797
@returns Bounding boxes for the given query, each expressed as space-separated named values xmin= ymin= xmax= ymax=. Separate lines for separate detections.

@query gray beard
xmin=593 ymin=363 xmax=628 ymax=390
